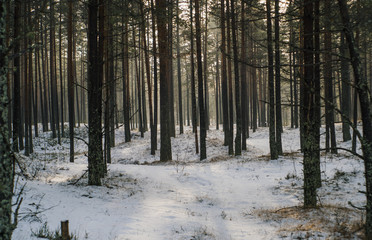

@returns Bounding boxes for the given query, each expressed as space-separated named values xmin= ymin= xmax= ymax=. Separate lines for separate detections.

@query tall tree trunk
xmin=195 ymin=0 xmax=206 ymax=160
xmin=0 ymin=2 xmax=14 ymax=238
xmin=176 ymin=0 xmax=183 ymax=134
xmin=340 ymin=32 xmax=351 ymax=142
xmin=226 ymin=0 xmax=233 ymax=155
xmin=88 ymin=0 xmax=103 ymax=185
xmin=168 ymin=0 xmax=175 ymax=138
xmin=203 ymin=0 xmax=209 ymax=131
xmin=230 ymin=0 xmax=241 ymax=156
xmin=68 ymin=0 xmax=75 ymax=162
xmin=151 ymin=0 xmax=157 ymax=149
xmin=241 ymin=2 xmax=247 ymax=150
xmin=156 ymin=0 xmax=172 ymax=161
xmin=266 ymin=0 xmax=277 ymax=160
xmin=140 ymin=0 xmax=154 ymax=154
xmin=303 ymin=0 xmax=318 ymax=207
xmin=324 ymin=0 xmax=336 ymax=154
xmin=122 ymin=0 xmax=131 ymax=143
xmin=50 ymin=0 xmax=61 ymax=144
xmin=59 ymin=7 xmax=64 ymax=137
xmin=274 ymin=0 xmax=282 ymax=155
xmin=220 ymin=0 xmax=229 ymax=148
xmin=338 ymin=0 xmax=372 ymax=236
xmin=13 ymin=0 xmax=21 ymax=152
xmin=190 ymin=0 xmax=198 ymax=154
xmin=314 ymin=0 xmax=321 ymax=187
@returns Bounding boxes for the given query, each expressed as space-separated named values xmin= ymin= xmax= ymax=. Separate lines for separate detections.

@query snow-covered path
xmin=12 ymin=126 xmax=365 ymax=239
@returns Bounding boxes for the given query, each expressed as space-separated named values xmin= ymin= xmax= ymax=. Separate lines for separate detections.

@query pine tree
xmin=0 ymin=2 xmax=14 ymax=239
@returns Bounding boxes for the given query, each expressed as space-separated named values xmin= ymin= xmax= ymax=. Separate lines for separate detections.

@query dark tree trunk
xmin=88 ymin=0 xmax=103 ymax=185
xmin=190 ymin=0 xmax=198 ymax=154
xmin=195 ymin=0 xmax=206 ymax=160
xmin=230 ymin=0 xmax=241 ymax=156
xmin=140 ymin=0 xmax=154 ymax=154
xmin=324 ymin=0 xmax=336 ymax=154
xmin=303 ymin=0 xmax=319 ymax=207
xmin=156 ymin=0 xmax=172 ymax=161
xmin=68 ymin=0 xmax=75 ymax=162
xmin=167 ymin=0 xmax=175 ymax=138
xmin=226 ymin=0 xmax=233 ymax=155
xmin=220 ymin=0 xmax=229 ymax=148
xmin=176 ymin=0 xmax=183 ymax=135
xmin=274 ymin=0 xmax=282 ymax=155
xmin=0 ymin=2 xmax=14 ymax=238
xmin=314 ymin=0 xmax=321 ymax=187
xmin=122 ymin=0 xmax=131 ymax=143
xmin=241 ymin=2 xmax=247 ymax=150
xmin=13 ymin=0 xmax=21 ymax=152
xmin=203 ymin=0 xmax=209 ymax=131
xmin=59 ymin=7 xmax=64 ymax=138
xmin=266 ymin=0 xmax=277 ymax=160
xmin=338 ymin=0 xmax=372 ymax=236
xmin=340 ymin=32 xmax=351 ymax=142
xmin=150 ymin=0 xmax=157 ymax=149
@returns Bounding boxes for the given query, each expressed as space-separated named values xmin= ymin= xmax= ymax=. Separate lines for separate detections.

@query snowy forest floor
xmin=12 ymin=124 xmax=366 ymax=239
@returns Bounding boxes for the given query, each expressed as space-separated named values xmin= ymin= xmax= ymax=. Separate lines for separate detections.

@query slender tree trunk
xmin=0 ymin=2 xmax=14 ymax=238
xmin=12 ymin=0 xmax=21 ymax=152
xmin=241 ymin=2 xmax=247 ymax=150
xmin=230 ymin=0 xmax=241 ymax=156
xmin=195 ymin=0 xmax=206 ymax=160
xmin=190 ymin=0 xmax=198 ymax=154
xmin=266 ymin=0 xmax=277 ymax=160
xmin=140 ymin=0 xmax=154 ymax=154
xmin=68 ymin=0 xmax=75 ymax=162
xmin=220 ymin=0 xmax=229 ymax=148
xmin=340 ymin=32 xmax=351 ymax=142
xmin=324 ymin=0 xmax=336 ymax=154
xmin=274 ymin=0 xmax=282 ymax=154
xmin=59 ymin=7 xmax=64 ymax=137
xmin=338 ymin=0 xmax=372 ymax=236
xmin=151 ymin=0 xmax=157 ymax=149
xmin=176 ymin=0 xmax=183 ymax=134
xmin=226 ymin=0 xmax=233 ymax=155
xmin=203 ymin=0 xmax=209 ymax=131
xmin=156 ymin=0 xmax=172 ymax=161
xmin=168 ymin=0 xmax=175 ymax=138
xmin=88 ymin=0 xmax=103 ymax=185
xmin=314 ymin=0 xmax=321 ymax=187
xmin=303 ymin=0 xmax=318 ymax=207
xmin=122 ymin=0 xmax=131 ymax=143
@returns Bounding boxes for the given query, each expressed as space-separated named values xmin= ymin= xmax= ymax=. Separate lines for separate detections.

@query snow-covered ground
xmin=12 ymin=124 xmax=366 ymax=239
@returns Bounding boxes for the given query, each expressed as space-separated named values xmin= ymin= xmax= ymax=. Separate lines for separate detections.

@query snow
xmin=12 ymin=124 xmax=366 ymax=239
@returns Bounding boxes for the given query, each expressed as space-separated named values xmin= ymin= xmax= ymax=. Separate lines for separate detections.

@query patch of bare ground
xmin=255 ymin=205 xmax=365 ymax=239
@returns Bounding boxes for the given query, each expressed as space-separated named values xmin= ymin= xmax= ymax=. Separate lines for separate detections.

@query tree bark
xmin=266 ymin=0 xmax=277 ymax=160
xmin=338 ymin=0 xmax=372 ymax=236
xmin=88 ymin=0 xmax=103 ymax=185
xmin=195 ymin=0 xmax=206 ymax=160
xmin=156 ymin=0 xmax=172 ymax=161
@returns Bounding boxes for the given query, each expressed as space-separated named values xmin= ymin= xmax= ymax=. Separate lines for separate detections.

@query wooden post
xmin=61 ymin=220 xmax=70 ymax=240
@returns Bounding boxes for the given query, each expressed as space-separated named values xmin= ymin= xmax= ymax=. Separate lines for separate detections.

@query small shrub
xmin=32 ymin=222 xmax=78 ymax=240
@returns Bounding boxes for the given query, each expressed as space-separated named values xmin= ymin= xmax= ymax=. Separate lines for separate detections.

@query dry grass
xmin=255 ymin=205 xmax=365 ymax=239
